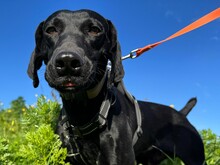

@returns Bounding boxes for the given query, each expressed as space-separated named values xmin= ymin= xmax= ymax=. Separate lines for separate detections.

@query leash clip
xmin=122 ymin=49 xmax=139 ymax=60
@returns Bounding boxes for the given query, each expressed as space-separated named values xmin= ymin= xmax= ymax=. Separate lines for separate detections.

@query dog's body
xmin=28 ymin=9 xmax=206 ymax=165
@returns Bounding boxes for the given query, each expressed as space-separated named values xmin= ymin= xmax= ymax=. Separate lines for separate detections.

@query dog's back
xmin=134 ymin=99 xmax=206 ymax=165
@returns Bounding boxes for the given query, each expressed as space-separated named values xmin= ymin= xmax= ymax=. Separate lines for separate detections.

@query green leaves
xmin=0 ymin=138 xmax=13 ymax=165
xmin=0 ymin=95 xmax=69 ymax=165
xmin=18 ymin=124 xmax=69 ymax=165
xmin=201 ymin=129 xmax=220 ymax=165
xmin=22 ymin=95 xmax=61 ymax=130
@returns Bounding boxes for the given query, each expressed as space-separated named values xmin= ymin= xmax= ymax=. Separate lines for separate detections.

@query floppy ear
xmin=106 ymin=20 xmax=125 ymax=86
xmin=27 ymin=21 xmax=45 ymax=88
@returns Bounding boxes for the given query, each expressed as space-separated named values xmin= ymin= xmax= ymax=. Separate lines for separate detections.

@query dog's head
xmin=27 ymin=9 xmax=124 ymax=95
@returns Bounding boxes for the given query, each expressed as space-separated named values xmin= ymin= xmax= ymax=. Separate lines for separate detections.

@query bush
xmin=0 ymin=96 xmax=69 ymax=165
xmin=201 ymin=129 xmax=220 ymax=165
xmin=18 ymin=124 xmax=68 ymax=165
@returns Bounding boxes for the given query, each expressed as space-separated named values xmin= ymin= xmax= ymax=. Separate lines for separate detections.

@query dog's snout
xmin=55 ymin=53 xmax=84 ymax=75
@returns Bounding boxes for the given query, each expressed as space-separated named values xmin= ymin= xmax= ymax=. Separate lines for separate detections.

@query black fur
xmin=27 ymin=9 xmax=206 ymax=165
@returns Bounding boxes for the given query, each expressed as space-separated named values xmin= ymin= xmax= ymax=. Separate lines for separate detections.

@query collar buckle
xmin=71 ymin=125 xmax=83 ymax=138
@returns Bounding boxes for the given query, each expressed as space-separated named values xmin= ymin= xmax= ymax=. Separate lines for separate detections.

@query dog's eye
xmin=46 ymin=26 xmax=58 ymax=35
xmin=88 ymin=26 xmax=101 ymax=36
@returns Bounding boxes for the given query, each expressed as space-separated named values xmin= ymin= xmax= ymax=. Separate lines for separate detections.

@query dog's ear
xmin=27 ymin=21 xmax=45 ymax=88
xmin=106 ymin=20 xmax=125 ymax=86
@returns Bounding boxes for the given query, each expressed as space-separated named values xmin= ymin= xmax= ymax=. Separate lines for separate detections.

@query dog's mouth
xmin=62 ymin=81 xmax=77 ymax=90
xmin=56 ymin=78 xmax=83 ymax=93
xmin=45 ymin=63 xmax=93 ymax=93
xmin=45 ymin=59 xmax=106 ymax=95
xmin=53 ymin=76 xmax=93 ymax=94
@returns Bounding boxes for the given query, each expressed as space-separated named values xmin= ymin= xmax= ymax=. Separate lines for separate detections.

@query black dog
xmin=27 ymin=9 xmax=206 ymax=165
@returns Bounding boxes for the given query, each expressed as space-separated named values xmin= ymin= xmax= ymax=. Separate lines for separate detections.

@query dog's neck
xmin=61 ymin=75 xmax=108 ymax=126
xmin=86 ymin=71 xmax=107 ymax=99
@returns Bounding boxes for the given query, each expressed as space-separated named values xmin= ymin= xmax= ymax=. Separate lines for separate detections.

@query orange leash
xmin=122 ymin=8 xmax=220 ymax=60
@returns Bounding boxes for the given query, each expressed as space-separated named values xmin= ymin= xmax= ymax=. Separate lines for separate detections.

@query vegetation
xmin=0 ymin=96 xmax=69 ymax=165
xmin=0 ymin=96 xmax=219 ymax=164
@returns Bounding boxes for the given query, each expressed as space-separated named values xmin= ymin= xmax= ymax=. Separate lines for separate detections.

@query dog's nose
xmin=55 ymin=53 xmax=84 ymax=76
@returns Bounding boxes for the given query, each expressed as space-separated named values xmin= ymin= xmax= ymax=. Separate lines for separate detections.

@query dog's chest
xmin=75 ymin=138 xmax=100 ymax=164
xmin=60 ymin=126 xmax=100 ymax=164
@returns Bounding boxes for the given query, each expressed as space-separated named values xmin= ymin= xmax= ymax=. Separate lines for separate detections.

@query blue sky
xmin=0 ymin=0 xmax=220 ymax=134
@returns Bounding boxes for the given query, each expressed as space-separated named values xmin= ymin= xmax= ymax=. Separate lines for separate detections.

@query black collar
xmin=60 ymin=90 xmax=113 ymax=138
